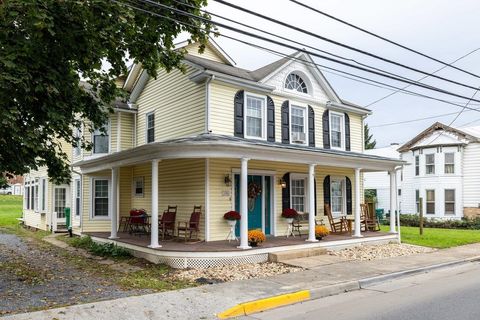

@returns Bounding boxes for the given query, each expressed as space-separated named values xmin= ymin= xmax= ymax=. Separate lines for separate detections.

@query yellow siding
xmin=349 ymin=112 xmax=364 ymax=153
xmin=110 ymin=113 xmax=118 ymax=153
xmin=120 ymin=112 xmax=135 ymax=151
xmin=135 ymin=66 xmax=205 ymax=146
xmin=208 ymin=159 xmax=358 ymax=241
xmin=185 ymin=42 xmax=228 ymax=64
xmin=81 ymin=170 xmax=111 ymax=232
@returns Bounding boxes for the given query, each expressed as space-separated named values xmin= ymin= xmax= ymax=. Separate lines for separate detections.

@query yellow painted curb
xmin=217 ymin=290 xmax=310 ymax=319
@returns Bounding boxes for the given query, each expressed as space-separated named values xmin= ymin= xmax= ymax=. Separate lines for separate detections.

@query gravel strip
xmin=172 ymin=262 xmax=302 ymax=283
xmin=328 ymin=243 xmax=434 ymax=261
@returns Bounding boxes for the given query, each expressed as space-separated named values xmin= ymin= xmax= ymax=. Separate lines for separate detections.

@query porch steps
xmin=268 ymin=247 xmax=327 ymax=263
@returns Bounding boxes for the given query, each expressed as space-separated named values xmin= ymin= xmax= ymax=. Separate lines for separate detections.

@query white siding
xmin=463 ymin=143 xmax=480 ymax=207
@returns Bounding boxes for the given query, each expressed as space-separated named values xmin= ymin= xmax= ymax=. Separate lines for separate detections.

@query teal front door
xmin=234 ymin=175 xmax=271 ymax=236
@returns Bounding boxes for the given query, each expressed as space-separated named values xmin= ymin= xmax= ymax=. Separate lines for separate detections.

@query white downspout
xmin=205 ymin=75 xmax=215 ymax=133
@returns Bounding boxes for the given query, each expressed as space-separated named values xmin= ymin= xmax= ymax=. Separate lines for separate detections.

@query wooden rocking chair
xmin=159 ymin=205 xmax=177 ymax=239
xmin=324 ymin=204 xmax=348 ymax=233
xmin=177 ymin=205 xmax=202 ymax=242
xmin=361 ymin=204 xmax=380 ymax=231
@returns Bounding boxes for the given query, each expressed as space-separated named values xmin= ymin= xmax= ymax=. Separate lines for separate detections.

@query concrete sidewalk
xmin=5 ymin=243 xmax=480 ymax=320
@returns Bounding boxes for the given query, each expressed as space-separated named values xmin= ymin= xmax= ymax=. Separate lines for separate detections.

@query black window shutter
xmin=281 ymin=101 xmax=290 ymax=144
xmin=323 ymin=175 xmax=330 ymax=208
xmin=322 ymin=110 xmax=330 ymax=149
xmin=282 ymin=173 xmax=291 ymax=210
xmin=308 ymin=105 xmax=315 ymax=147
xmin=344 ymin=113 xmax=351 ymax=151
xmin=234 ymin=90 xmax=244 ymax=137
xmin=346 ymin=176 xmax=352 ymax=215
xmin=267 ymin=96 xmax=275 ymax=142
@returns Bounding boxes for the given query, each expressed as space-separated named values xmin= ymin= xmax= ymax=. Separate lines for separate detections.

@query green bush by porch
xmin=380 ymin=225 xmax=480 ymax=248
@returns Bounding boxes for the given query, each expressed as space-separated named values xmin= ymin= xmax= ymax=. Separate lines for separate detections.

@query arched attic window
xmin=285 ymin=73 xmax=308 ymax=94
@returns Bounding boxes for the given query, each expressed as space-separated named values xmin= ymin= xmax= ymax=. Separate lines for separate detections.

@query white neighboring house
xmin=364 ymin=144 xmax=402 ymax=214
xmin=366 ymin=122 xmax=480 ymax=220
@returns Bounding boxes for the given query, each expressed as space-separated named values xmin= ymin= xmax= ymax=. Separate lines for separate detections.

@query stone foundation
xmin=463 ymin=207 xmax=480 ymax=219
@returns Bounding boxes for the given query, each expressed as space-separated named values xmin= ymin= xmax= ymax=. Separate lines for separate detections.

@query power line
xmin=133 ymin=0 xmax=480 ymax=104
xmin=369 ymin=110 xmax=479 ymax=128
xmin=289 ymin=0 xmax=480 ymax=79
xmin=212 ymin=0 xmax=480 ymax=91
xmin=366 ymin=48 xmax=480 ymax=107
xmin=118 ymin=0 xmax=480 ymax=113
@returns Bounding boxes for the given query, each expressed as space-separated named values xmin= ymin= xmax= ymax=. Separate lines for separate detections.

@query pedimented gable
xmin=183 ymin=39 xmax=235 ymax=66
xmin=256 ymin=52 xmax=340 ymax=103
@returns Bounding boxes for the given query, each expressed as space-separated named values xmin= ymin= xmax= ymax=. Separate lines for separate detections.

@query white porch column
xmin=307 ymin=164 xmax=318 ymax=242
xmin=109 ymin=167 xmax=119 ymax=239
xmin=389 ymin=170 xmax=397 ymax=233
xmin=149 ymin=159 xmax=162 ymax=248
xmin=238 ymin=158 xmax=251 ymax=249
xmin=353 ymin=168 xmax=363 ymax=237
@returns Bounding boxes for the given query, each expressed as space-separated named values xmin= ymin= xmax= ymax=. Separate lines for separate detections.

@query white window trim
xmin=444 ymin=189 xmax=456 ymax=215
xmin=329 ymin=111 xmax=345 ymax=151
xmin=425 ymin=153 xmax=435 ymax=175
xmin=39 ymin=177 xmax=47 ymax=213
xmin=74 ymin=178 xmax=82 ymax=217
xmin=244 ymin=91 xmax=267 ymax=140
xmin=146 ymin=112 xmax=155 ymax=144
xmin=34 ymin=178 xmax=39 ymax=213
xmin=289 ymin=173 xmax=308 ymax=214
xmin=91 ymin=121 xmax=111 ymax=155
xmin=74 ymin=126 xmax=82 ymax=157
xmin=133 ymin=176 xmax=144 ymax=198
xmin=330 ymin=176 xmax=346 ymax=217
xmin=444 ymin=152 xmax=455 ymax=174
xmin=426 ymin=189 xmax=435 ymax=215
xmin=289 ymin=102 xmax=308 ymax=146
xmin=283 ymin=72 xmax=311 ymax=96
xmin=53 ymin=185 xmax=68 ymax=220
xmin=90 ymin=177 xmax=111 ymax=220
xmin=415 ymin=155 xmax=420 ymax=176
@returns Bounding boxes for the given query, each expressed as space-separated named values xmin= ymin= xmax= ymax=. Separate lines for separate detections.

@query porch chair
xmin=159 ymin=205 xmax=177 ymax=239
xmin=324 ymin=204 xmax=348 ymax=234
xmin=361 ymin=204 xmax=380 ymax=231
xmin=177 ymin=205 xmax=202 ymax=242
xmin=127 ymin=209 xmax=150 ymax=235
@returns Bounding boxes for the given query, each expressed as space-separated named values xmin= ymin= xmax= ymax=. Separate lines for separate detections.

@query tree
xmin=364 ymin=123 xmax=377 ymax=149
xmin=0 ymin=0 xmax=213 ymax=184
xmin=0 ymin=175 xmax=8 ymax=190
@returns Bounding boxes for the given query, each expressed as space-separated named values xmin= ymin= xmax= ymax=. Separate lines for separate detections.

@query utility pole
xmin=419 ymin=197 xmax=424 ymax=235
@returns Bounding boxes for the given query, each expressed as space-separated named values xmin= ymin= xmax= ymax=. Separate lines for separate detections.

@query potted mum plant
xmin=315 ymin=225 xmax=330 ymax=240
xmin=224 ymin=210 xmax=241 ymax=227
xmin=282 ymin=208 xmax=299 ymax=224
xmin=248 ymin=229 xmax=266 ymax=247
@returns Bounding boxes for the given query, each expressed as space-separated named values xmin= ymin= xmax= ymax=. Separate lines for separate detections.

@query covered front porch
xmin=74 ymin=134 xmax=404 ymax=257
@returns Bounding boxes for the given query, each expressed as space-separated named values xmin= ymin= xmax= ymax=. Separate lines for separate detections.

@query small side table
xmin=286 ymin=220 xmax=295 ymax=238
xmin=226 ymin=220 xmax=238 ymax=242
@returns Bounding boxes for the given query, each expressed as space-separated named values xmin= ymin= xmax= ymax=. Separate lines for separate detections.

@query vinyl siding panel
xmin=135 ymin=66 xmax=205 ymax=145
xmin=82 ymin=170 xmax=111 ymax=232
xmin=349 ymin=113 xmax=363 ymax=153
xmin=119 ymin=113 xmax=135 ymax=151
xmin=208 ymin=159 xmax=357 ymax=241
xmin=463 ymin=143 xmax=480 ymax=207
xmin=185 ymin=42 xmax=228 ymax=64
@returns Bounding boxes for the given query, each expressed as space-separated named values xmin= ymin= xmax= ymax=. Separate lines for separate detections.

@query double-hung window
xmin=146 ymin=112 xmax=155 ymax=143
xmin=245 ymin=94 xmax=266 ymax=139
xmin=290 ymin=105 xmax=307 ymax=144
xmin=93 ymin=125 xmax=109 ymax=154
xmin=30 ymin=182 xmax=35 ymax=211
xmin=330 ymin=112 xmax=344 ymax=149
xmin=133 ymin=177 xmax=144 ymax=197
xmin=425 ymin=154 xmax=435 ymax=175
xmin=74 ymin=127 xmax=81 ymax=156
xmin=75 ymin=179 xmax=81 ymax=217
xmin=445 ymin=189 xmax=455 ymax=215
xmin=93 ymin=179 xmax=109 ymax=218
xmin=426 ymin=189 xmax=435 ymax=214
xmin=415 ymin=155 xmax=420 ymax=176
xmin=444 ymin=153 xmax=455 ymax=174
xmin=34 ymin=178 xmax=39 ymax=212
xmin=331 ymin=178 xmax=345 ymax=216
xmin=290 ymin=178 xmax=306 ymax=213
xmin=25 ymin=183 xmax=30 ymax=210
xmin=40 ymin=178 xmax=47 ymax=212
xmin=415 ymin=189 xmax=420 ymax=214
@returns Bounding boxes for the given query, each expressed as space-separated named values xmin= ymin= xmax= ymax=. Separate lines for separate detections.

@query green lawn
xmin=0 ymin=195 xmax=23 ymax=227
xmin=381 ymin=225 xmax=480 ymax=248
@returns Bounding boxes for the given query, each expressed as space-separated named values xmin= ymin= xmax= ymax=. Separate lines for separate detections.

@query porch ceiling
xmin=74 ymin=134 xmax=405 ymax=173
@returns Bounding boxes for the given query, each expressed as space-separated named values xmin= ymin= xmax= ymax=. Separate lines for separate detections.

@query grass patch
xmin=117 ymin=265 xmax=194 ymax=291
xmin=0 ymin=261 xmax=47 ymax=285
xmin=66 ymin=235 xmax=132 ymax=258
xmin=0 ymin=195 xmax=22 ymax=226
xmin=381 ymin=225 xmax=480 ymax=248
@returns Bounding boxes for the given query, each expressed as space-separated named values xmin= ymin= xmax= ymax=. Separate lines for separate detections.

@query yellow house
xmin=25 ymin=40 xmax=403 ymax=267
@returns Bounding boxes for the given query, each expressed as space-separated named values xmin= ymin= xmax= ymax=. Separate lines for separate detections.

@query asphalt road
xmin=245 ymin=262 xmax=480 ymax=320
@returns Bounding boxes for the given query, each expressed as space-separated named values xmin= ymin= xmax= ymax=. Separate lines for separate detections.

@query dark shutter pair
xmin=234 ymin=90 xmax=275 ymax=142
xmin=281 ymin=101 xmax=315 ymax=147
xmin=281 ymin=172 xmax=317 ymax=215
xmin=322 ymin=110 xmax=351 ymax=150
xmin=323 ymin=175 xmax=353 ymax=215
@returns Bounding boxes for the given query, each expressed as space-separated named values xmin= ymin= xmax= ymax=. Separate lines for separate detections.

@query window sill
xmin=90 ymin=216 xmax=111 ymax=221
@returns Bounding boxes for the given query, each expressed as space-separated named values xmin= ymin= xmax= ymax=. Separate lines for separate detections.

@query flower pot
xmin=227 ymin=220 xmax=237 ymax=227
xmin=316 ymin=236 xmax=323 ymax=240
xmin=285 ymin=218 xmax=294 ymax=224
xmin=249 ymin=241 xmax=258 ymax=247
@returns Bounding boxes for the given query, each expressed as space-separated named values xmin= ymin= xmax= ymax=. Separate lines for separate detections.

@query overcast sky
xmin=204 ymin=0 xmax=480 ymax=147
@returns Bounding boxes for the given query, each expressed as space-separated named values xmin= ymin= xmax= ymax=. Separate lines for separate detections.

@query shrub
xmin=248 ymin=229 xmax=266 ymax=244
xmin=224 ymin=210 xmax=241 ymax=221
xmin=282 ymin=208 xmax=299 ymax=219
xmin=385 ymin=214 xmax=480 ymax=230
xmin=68 ymin=235 xmax=132 ymax=258
xmin=315 ymin=225 xmax=330 ymax=238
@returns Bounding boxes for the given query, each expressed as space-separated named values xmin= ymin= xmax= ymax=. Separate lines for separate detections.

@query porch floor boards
xmin=86 ymin=231 xmax=391 ymax=252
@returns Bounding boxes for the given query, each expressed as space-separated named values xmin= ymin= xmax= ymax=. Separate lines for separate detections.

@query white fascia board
xmin=188 ymin=69 xmax=275 ymax=93
xmin=76 ymin=140 xmax=404 ymax=173
xmin=129 ymin=70 xmax=149 ymax=104
xmin=327 ymin=101 xmax=372 ymax=116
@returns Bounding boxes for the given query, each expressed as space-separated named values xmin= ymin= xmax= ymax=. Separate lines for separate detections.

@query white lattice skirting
xmin=152 ymin=253 xmax=269 ymax=269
